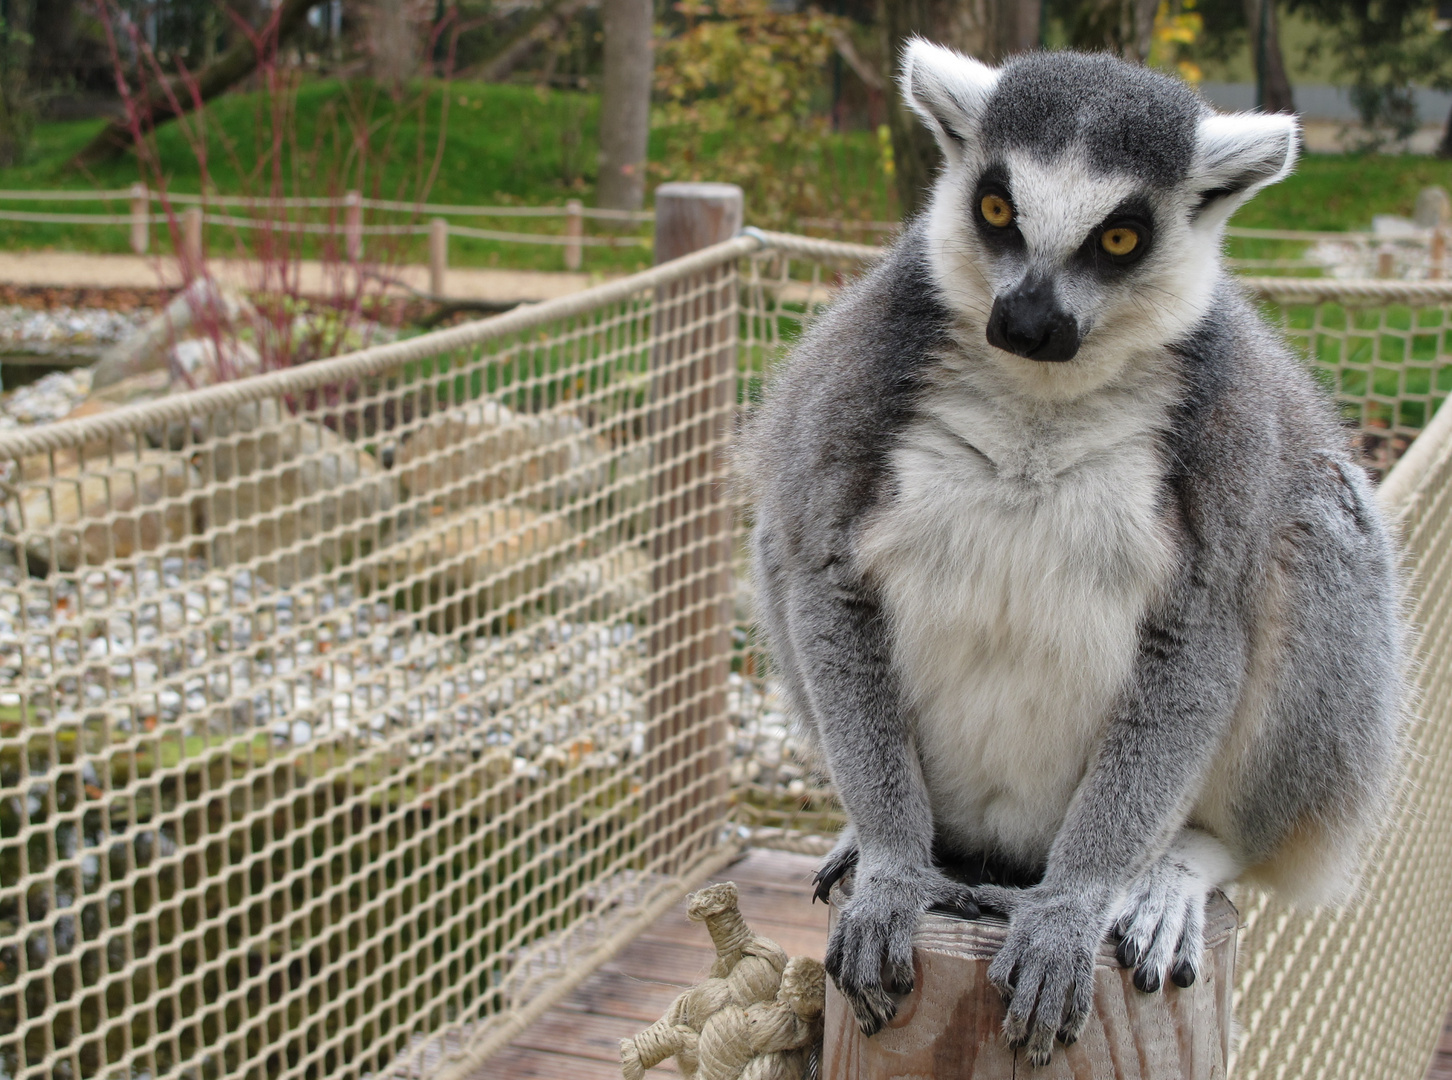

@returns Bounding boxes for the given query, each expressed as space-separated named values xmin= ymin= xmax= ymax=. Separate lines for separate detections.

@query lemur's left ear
xmin=1190 ymin=112 xmax=1300 ymax=225
xmin=901 ymin=37 xmax=999 ymax=162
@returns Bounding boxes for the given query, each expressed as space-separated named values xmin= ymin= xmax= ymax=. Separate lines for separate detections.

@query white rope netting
xmin=1 ymin=230 xmax=1450 ymax=1080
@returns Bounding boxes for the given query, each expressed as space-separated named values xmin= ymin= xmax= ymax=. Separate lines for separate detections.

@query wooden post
xmin=129 ymin=183 xmax=149 ymax=255
xmin=653 ymin=183 xmax=745 ymax=263
xmin=1378 ymin=245 xmax=1396 ymax=279
xmin=1432 ymin=228 xmax=1446 ymax=280
xmin=180 ymin=206 xmax=203 ymax=271
xmin=564 ymin=198 xmax=584 ymax=271
xmin=429 ymin=217 xmax=448 ymax=296
xmin=344 ymin=189 xmax=362 ymax=263
xmin=823 ymin=893 xmax=1238 ymax=1079
xmin=644 ymin=182 xmax=744 ymax=875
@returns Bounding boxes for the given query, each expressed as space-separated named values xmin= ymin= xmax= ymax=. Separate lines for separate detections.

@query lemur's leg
xmin=1114 ymin=828 xmax=1239 ymax=991
xmin=782 ymin=569 xmax=975 ymax=1037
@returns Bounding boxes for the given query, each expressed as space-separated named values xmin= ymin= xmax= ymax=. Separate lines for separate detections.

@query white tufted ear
xmin=900 ymin=37 xmax=1000 ymax=162
xmin=1190 ymin=112 xmax=1300 ymax=226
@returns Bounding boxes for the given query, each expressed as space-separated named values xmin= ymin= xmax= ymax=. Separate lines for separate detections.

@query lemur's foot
xmin=1114 ymin=855 xmax=1209 ymax=992
xmin=824 ymin=864 xmax=976 ymax=1036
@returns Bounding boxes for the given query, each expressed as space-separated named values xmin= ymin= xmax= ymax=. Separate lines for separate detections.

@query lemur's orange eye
xmin=1102 ymin=227 xmax=1140 ymax=256
xmin=980 ymin=194 xmax=1013 ymax=228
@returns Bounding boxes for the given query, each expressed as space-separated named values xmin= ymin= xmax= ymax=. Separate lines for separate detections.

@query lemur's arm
xmin=981 ymin=549 xmax=1249 ymax=1063
xmin=784 ymin=556 xmax=974 ymax=1036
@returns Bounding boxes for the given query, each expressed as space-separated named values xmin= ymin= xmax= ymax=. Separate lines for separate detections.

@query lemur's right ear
xmin=1190 ymin=113 xmax=1300 ymax=226
xmin=901 ymin=37 xmax=1000 ymax=162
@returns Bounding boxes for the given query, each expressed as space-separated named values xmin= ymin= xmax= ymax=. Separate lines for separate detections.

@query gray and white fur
xmin=742 ymin=42 xmax=1406 ymax=1065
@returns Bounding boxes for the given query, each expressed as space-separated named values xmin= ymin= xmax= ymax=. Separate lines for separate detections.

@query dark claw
xmin=1116 ymin=936 xmax=1143 ymax=969
xmin=1133 ymin=966 xmax=1161 ymax=994
xmin=812 ymin=850 xmax=858 ymax=904
xmin=1170 ymin=960 xmax=1196 ymax=988
xmin=1057 ymin=1028 xmax=1079 ymax=1047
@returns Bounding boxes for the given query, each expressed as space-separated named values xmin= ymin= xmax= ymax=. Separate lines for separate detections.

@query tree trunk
xmin=367 ymin=0 xmax=427 ymax=87
xmin=29 ymin=0 xmax=75 ymax=83
xmin=0 ymin=0 xmax=34 ymax=167
xmin=66 ymin=0 xmax=315 ymax=172
xmin=1438 ymin=102 xmax=1452 ymax=159
xmin=879 ymin=0 xmax=1041 ymax=220
xmin=473 ymin=0 xmax=592 ymax=83
xmin=1245 ymin=0 xmax=1295 ymax=113
xmin=1057 ymin=0 xmax=1156 ymax=60
xmin=597 ymin=0 xmax=653 ymax=212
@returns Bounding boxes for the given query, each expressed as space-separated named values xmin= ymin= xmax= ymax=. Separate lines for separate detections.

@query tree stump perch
xmin=823 ymin=893 xmax=1237 ymax=1079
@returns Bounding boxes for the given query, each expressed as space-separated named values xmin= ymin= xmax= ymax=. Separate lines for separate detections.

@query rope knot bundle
xmin=619 ymin=881 xmax=826 ymax=1080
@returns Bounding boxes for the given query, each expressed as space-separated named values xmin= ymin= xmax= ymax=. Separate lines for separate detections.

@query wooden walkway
xmin=468 ymin=849 xmax=829 ymax=1079
xmin=465 ymin=846 xmax=1452 ymax=1080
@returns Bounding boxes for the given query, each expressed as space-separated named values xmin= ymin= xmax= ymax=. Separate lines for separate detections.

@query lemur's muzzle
xmin=987 ymin=278 xmax=1081 ymax=363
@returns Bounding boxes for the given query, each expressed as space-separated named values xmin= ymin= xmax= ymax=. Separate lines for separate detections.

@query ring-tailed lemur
xmin=742 ymin=42 xmax=1406 ymax=1065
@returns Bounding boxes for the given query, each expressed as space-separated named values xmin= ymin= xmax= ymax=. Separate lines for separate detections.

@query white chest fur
xmin=856 ymin=360 xmax=1177 ymax=865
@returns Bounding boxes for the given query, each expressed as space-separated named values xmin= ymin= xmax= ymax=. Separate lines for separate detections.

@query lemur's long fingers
xmin=826 ymin=913 xmax=895 ymax=1036
xmin=1025 ymin=955 xmax=1077 ymax=1067
xmin=998 ymin=948 xmax=1041 ymax=1048
xmin=1133 ymin=894 xmax=1187 ymax=994
xmin=1058 ymin=967 xmax=1095 ymax=1047
xmin=1116 ymin=870 xmax=1170 ymax=973
xmin=1170 ymin=896 xmax=1206 ymax=988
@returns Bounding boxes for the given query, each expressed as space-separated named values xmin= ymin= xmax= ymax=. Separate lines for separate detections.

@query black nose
xmin=987 ymin=279 xmax=1081 ymax=362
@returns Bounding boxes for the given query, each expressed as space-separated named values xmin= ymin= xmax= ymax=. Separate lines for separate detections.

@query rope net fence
xmin=1 ymin=230 xmax=1451 ymax=1080
xmin=0 ymin=239 xmax=754 ymax=1080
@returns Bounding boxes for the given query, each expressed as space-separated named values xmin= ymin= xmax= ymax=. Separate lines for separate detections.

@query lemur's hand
xmin=824 ymin=864 xmax=976 ymax=1036
xmin=977 ymin=883 xmax=1108 ymax=1067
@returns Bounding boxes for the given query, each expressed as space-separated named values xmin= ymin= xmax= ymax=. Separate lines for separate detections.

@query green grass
xmin=0 ymin=80 xmax=653 ymax=274
xmin=1235 ymin=155 xmax=1452 ymax=231
xmin=0 ymin=77 xmax=1449 ymax=277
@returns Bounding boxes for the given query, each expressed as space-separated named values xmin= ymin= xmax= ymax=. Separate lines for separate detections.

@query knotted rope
xmin=620 ymin=881 xmax=826 ymax=1080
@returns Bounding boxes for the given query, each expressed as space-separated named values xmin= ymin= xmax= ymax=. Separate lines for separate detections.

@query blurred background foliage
xmin=0 ymin=0 xmax=1447 ymax=255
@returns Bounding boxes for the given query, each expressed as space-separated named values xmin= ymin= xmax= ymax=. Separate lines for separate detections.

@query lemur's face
xmin=903 ymin=44 xmax=1298 ymax=391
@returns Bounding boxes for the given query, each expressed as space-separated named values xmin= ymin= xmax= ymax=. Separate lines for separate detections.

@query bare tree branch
xmin=67 ymin=0 xmax=315 ymax=172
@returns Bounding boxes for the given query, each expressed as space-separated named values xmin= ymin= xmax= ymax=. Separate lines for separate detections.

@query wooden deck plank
xmin=514 ymin=1009 xmax=680 ymax=1066
xmin=461 ymin=848 xmax=827 ymax=1080
xmin=466 ymin=1045 xmax=637 ymax=1080
xmin=634 ymin=916 xmax=828 ymax=959
xmin=554 ymin=969 xmax=690 ymax=1023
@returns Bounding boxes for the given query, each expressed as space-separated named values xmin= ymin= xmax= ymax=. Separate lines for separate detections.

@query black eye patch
xmin=1072 ymin=197 xmax=1156 ymax=274
xmin=971 ymin=164 xmax=1025 ymax=254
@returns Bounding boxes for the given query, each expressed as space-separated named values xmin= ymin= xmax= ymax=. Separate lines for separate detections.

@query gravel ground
xmin=0 ymin=304 xmax=153 ymax=354
xmin=1 ymin=554 xmax=651 ymax=775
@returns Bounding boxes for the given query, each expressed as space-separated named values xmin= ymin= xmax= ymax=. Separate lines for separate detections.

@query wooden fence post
xmin=823 ymin=893 xmax=1238 ymax=1079
xmin=1378 ymin=245 xmax=1396 ymax=279
xmin=644 ymin=182 xmax=744 ymax=874
xmin=429 ymin=217 xmax=448 ymax=296
xmin=564 ymin=198 xmax=584 ymax=271
xmin=129 ymin=183 xmax=149 ymax=255
xmin=1432 ymin=228 xmax=1446 ymax=281
xmin=180 ymin=206 xmax=203 ymax=272
xmin=344 ymin=189 xmax=362 ymax=262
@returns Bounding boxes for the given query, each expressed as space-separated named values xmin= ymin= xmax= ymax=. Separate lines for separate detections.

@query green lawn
xmin=0 ymin=77 xmax=1449 ymax=275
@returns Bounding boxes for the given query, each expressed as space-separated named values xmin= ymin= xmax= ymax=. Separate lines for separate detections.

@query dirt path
xmin=0 ymin=251 xmax=606 ymax=304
